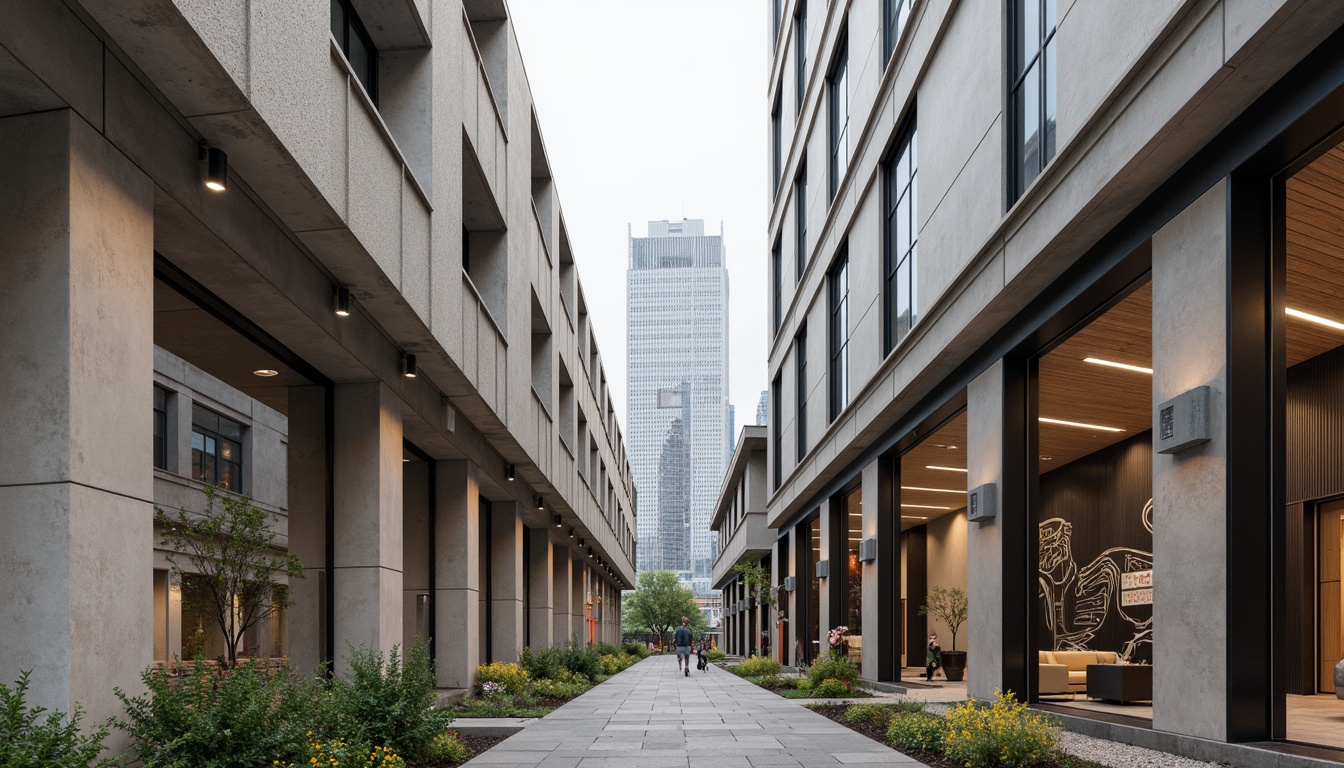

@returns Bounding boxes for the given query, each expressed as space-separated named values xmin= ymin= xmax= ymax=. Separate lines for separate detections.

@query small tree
xmin=622 ymin=570 xmax=705 ymax=646
xmin=919 ymin=586 xmax=968 ymax=651
xmin=157 ymin=485 xmax=303 ymax=668
xmin=732 ymin=562 xmax=776 ymax=609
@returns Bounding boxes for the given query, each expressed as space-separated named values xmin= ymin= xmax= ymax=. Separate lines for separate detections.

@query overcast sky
xmin=510 ymin=0 xmax=769 ymax=432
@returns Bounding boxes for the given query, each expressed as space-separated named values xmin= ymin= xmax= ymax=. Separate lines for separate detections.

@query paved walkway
xmin=464 ymin=655 xmax=927 ymax=767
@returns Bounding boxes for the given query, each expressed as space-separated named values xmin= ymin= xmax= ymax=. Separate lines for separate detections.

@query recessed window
xmin=883 ymin=0 xmax=913 ymax=65
xmin=828 ymin=250 xmax=849 ymax=421
xmin=771 ymin=374 xmax=782 ymax=490
xmin=827 ymin=31 xmax=849 ymax=202
xmin=1009 ymin=0 xmax=1057 ymax=202
xmin=191 ymin=405 xmax=242 ymax=493
xmin=772 ymin=240 xmax=783 ymax=336
xmin=794 ymin=1 xmax=807 ymax=118
xmin=796 ymin=324 xmax=808 ymax=461
xmin=883 ymin=124 xmax=918 ymax=353
xmin=153 ymin=386 xmax=168 ymax=471
xmin=795 ymin=163 xmax=808 ymax=279
xmin=771 ymin=92 xmax=783 ymax=194
xmin=331 ymin=0 xmax=378 ymax=105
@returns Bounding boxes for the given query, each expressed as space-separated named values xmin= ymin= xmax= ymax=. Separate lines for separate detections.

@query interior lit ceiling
xmin=899 ymin=412 xmax=968 ymax=532
xmin=154 ymin=278 xmax=308 ymax=415
xmin=1287 ymin=143 xmax=1344 ymax=366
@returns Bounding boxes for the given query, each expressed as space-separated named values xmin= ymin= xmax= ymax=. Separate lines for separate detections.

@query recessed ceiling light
xmin=1083 ymin=357 xmax=1152 ymax=374
xmin=253 ymin=369 xmax=279 ymax=377
xmin=932 ymin=443 xmax=959 ymax=450
xmin=402 ymin=458 xmax=410 ymax=463
xmin=901 ymin=515 xmax=929 ymax=520
xmin=927 ymin=465 xmax=968 ymax=473
xmin=1040 ymin=456 xmax=1054 ymax=462
xmin=1039 ymin=417 xmax=1124 ymax=433
xmin=902 ymin=486 xmax=964 ymax=494
xmin=901 ymin=503 xmax=951 ymax=510
xmin=1287 ymin=307 xmax=1344 ymax=332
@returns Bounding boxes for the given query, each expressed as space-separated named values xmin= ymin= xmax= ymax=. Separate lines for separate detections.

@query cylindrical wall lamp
xmin=401 ymin=353 xmax=418 ymax=378
xmin=201 ymin=142 xmax=227 ymax=192
xmin=334 ymin=286 xmax=352 ymax=317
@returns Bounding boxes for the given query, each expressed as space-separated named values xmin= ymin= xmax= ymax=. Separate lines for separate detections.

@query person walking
xmin=674 ymin=617 xmax=694 ymax=677
xmin=924 ymin=634 xmax=942 ymax=681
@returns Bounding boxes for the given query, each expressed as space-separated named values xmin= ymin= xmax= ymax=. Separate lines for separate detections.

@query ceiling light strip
xmin=901 ymin=503 xmax=952 ymax=510
xmin=901 ymin=486 xmax=964 ymax=494
xmin=1083 ymin=357 xmax=1152 ymax=374
xmin=1287 ymin=307 xmax=1344 ymax=332
xmin=926 ymin=465 xmax=968 ymax=473
xmin=1038 ymin=417 xmax=1124 ymax=433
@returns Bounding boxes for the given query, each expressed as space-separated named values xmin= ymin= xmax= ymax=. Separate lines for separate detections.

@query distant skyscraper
xmin=628 ymin=219 xmax=729 ymax=596
xmin=728 ymin=405 xmax=736 ymax=461
xmin=756 ymin=390 xmax=769 ymax=426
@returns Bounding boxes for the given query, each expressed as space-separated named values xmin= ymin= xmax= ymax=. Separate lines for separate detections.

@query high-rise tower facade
xmin=628 ymin=219 xmax=729 ymax=595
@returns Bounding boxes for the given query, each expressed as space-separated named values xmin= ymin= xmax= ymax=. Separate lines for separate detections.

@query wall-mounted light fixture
xmin=200 ymin=141 xmax=227 ymax=192
xmin=505 ymin=463 xmax=515 ymax=481
xmin=334 ymin=286 xmax=352 ymax=317
xmin=401 ymin=353 xmax=418 ymax=378
xmin=568 ymin=527 xmax=575 ymax=538
xmin=587 ymin=547 xmax=594 ymax=558
xmin=552 ymin=513 xmax=562 ymax=527
xmin=578 ymin=538 xmax=585 ymax=548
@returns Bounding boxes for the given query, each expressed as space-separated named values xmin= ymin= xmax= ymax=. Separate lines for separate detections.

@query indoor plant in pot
xmin=921 ymin=586 xmax=968 ymax=681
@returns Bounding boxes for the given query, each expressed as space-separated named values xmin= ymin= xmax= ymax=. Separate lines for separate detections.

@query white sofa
xmin=1038 ymin=650 xmax=1119 ymax=694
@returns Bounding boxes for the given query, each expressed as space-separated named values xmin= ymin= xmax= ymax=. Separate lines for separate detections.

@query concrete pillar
xmin=287 ymin=386 xmax=328 ymax=675
xmin=402 ymin=461 xmax=430 ymax=648
xmin=434 ymin=460 xmax=479 ymax=688
xmin=527 ymin=528 xmax=553 ymax=649
xmin=571 ymin=560 xmax=586 ymax=644
xmin=0 ymin=110 xmax=153 ymax=727
xmin=490 ymin=502 xmax=524 ymax=661
xmin=332 ymin=382 xmax=403 ymax=675
xmin=552 ymin=544 xmax=573 ymax=644
xmin=967 ymin=360 xmax=1007 ymax=701
xmin=785 ymin=527 xmax=799 ymax=665
xmin=1152 ymin=179 xmax=1229 ymax=741
xmin=819 ymin=508 xmax=836 ymax=653
xmin=860 ymin=460 xmax=882 ymax=680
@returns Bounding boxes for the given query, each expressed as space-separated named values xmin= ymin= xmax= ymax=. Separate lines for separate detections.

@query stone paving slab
xmin=463 ymin=655 xmax=927 ymax=767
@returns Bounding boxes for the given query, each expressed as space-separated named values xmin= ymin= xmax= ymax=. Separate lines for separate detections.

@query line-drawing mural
xmin=1038 ymin=499 xmax=1154 ymax=661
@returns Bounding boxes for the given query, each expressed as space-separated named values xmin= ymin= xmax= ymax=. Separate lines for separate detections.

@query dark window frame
xmin=795 ymin=323 xmax=808 ymax=462
xmin=191 ymin=404 xmax=243 ymax=493
xmin=1008 ymin=0 xmax=1057 ymax=204
xmin=772 ymin=91 xmax=783 ymax=194
xmin=771 ymin=375 xmax=783 ymax=490
xmin=153 ymin=386 xmax=168 ymax=471
xmin=827 ymin=29 xmax=850 ymax=202
xmin=883 ymin=119 xmax=919 ymax=354
xmin=771 ymin=239 xmax=783 ymax=336
xmin=827 ymin=249 xmax=849 ymax=422
xmin=794 ymin=1 xmax=807 ymax=119
xmin=795 ymin=162 xmax=808 ymax=279
xmin=883 ymin=0 xmax=914 ymax=66
xmin=331 ymin=0 xmax=379 ymax=106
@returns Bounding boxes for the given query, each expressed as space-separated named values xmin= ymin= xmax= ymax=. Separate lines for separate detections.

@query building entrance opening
xmin=1032 ymin=280 xmax=1154 ymax=722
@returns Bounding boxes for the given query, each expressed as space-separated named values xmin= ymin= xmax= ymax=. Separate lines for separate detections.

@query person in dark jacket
xmin=674 ymin=617 xmax=694 ymax=677
xmin=924 ymin=634 xmax=942 ymax=680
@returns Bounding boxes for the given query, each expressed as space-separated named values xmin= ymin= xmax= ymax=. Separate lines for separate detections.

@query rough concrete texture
xmin=1151 ymin=180 xmax=1229 ymax=741
xmin=966 ymin=360 xmax=1006 ymax=702
xmin=464 ymin=655 xmax=926 ymax=767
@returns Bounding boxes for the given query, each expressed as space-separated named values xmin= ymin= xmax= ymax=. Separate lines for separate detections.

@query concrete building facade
xmin=0 ymin=0 xmax=634 ymax=732
xmin=710 ymin=426 xmax=774 ymax=659
xmin=766 ymin=0 xmax=1344 ymax=759
xmin=628 ymin=219 xmax=730 ymax=595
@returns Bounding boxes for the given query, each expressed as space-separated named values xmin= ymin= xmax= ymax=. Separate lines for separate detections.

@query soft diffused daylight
xmin=2 ymin=1 xmax=1344 ymax=766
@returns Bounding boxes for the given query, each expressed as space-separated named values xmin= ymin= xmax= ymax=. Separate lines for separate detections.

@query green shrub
xmin=1 ymin=671 xmax=119 ymax=768
xmin=807 ymin=655 xmax=860 ymax=687
xmin=424 ymin=731 xmax=469 ymax=763
xmin=811 ymin=678 xmax=852 ymax=698
xmin=887 ymin=710 xmax=946 ymax=753
xmin=475 ymin=662 xmax=530 ymax=696
xmin=555 ymin=638 xmax=604 ymax=682
xmin=705 ymin=649 xmax=726 ymax=662
xmin=598 ymin=654 xmax=630 ymax=675
xmin=622 ymin=643 xmax=651 ymax=659
xmin=756 ymin=675 xmax=794 ymax=691
xmin=330 ymin=640 xmax=452 ymax=763
xmin=731 ymin=656 xmax=782 ymax=677
xmin=940 ymin=690 xmax=1060 ymax=768
xmin=890 ymin=699 xmax=927 ymax=714
xmin=592 ymin=642 xmax=623 ymax=658
xmin=285 ymin=737 xmax=405 ymax=768
xmin=116 ymin=660 xmax=325 ymax=768
xmin=518 ymin=646 xmax=563 ymax=681
xmin=531 ymin=677 xmax=587 ymax=700
xmin=845 ymin=703 xmax=895 ymax=726
xmin=794 ymin=677 xmax=813 ymax=691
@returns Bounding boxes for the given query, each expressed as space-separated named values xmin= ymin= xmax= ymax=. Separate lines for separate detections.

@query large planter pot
xmin=941 ymin=650 xmax=967 ymax=682
xmin=1335 ymin=658 xmax=1343 ymax=700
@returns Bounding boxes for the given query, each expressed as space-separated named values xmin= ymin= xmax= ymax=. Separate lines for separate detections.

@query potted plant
xmin=920 ymin=586 xmax=968 ymax=681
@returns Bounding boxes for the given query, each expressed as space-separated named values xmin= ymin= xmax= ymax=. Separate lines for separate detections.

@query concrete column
xmin=860 ymin=460 xmax=882 ymax=680
xmin=0 ymin=110 xmax=153 ymax=727
xmin=332 ymin=382 xmax=403 ymax=675
xmin=527 ymin=528 xmax=553 ymax=649
xmin=785 ymin=527 xmax=799 ymax=665
xmin=552 ymin=544 xmax=573 ymax=644
xmin=967 ymin=360 xmax=1007 ymax=701
xmin=490 ymin=502 xmax=524 ymax=661
xmin=287 ymin=386 xmax=328 ymax=675
xmin=402 ymin=461 xmax=430 ymax=648
xmin=819 ymin=508 xmax=835 ymax=652
xmin=571 ymin=560 xmax=586 ymax=643
xmin=434 ymin=460 xmax=479 ymax=688
xmin=1152 ymin=179 xmax=1229 ymax=741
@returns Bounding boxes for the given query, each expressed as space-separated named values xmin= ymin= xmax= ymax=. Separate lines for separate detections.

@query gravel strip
xmin=1058 ymin=730 xmax=1227 ymax=768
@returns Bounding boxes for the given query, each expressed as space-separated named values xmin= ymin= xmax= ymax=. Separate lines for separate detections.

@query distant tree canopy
xmin=621 ymin=570 xmax=707 ymax=644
